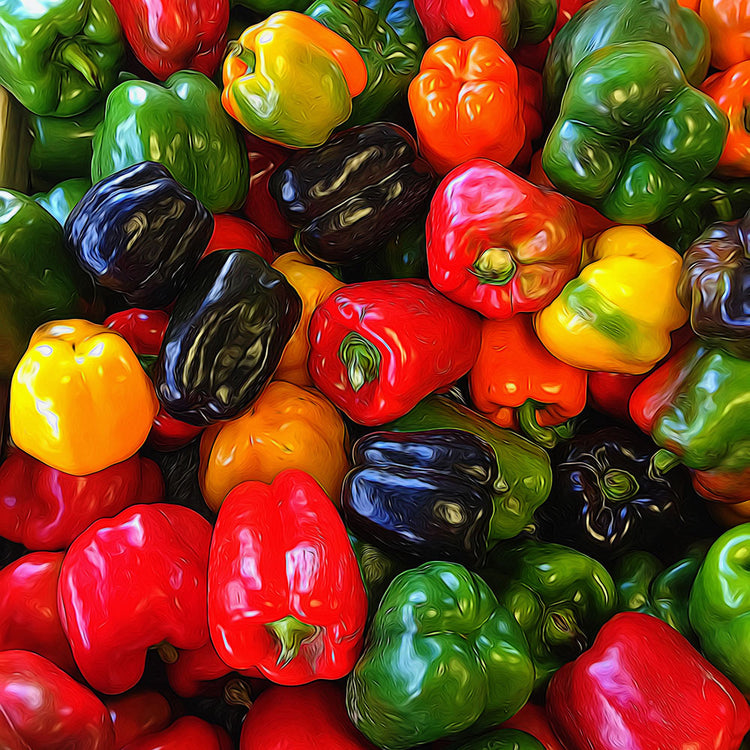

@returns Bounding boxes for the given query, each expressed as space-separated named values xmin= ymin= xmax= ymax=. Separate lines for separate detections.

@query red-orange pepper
xmin=700 ymin=0 xmax=750 ymax=69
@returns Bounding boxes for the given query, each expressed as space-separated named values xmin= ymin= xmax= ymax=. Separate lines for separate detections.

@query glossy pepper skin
xmin=409 ymin=39 xmax=525 ymax=174
xmin=66 ymin=162 xmax=213 ymax=308
xmin=360 ymin=0 xmax=427 ymax=56
xmin=109 ymin=0 xmax=229 ymax=80
xmin=535 ymin=226 xmax=688 ymax=374
xmin=0 ymin=650 xmax=116 ymax=750
xmin=105 ymin=690 xmax=173 ymax=749
xmin=469 ymin=315 xmax=587 ymax=448
xmin=10 ymin=320 xmax=159 ymax=476
xmin=0 ymin=448 xmax=163 ymax=550
xmin=342 ymin=429 xmax=498 ymax=566
xmin=678 ymin=211 xmax=750 ymax=358
xmin=204 ymin=214 xmax=274 ymax=263
xmin=449 ymin=729 xmax=545 ymax=750
xmin=388 ymin=394 xmax=552 ymax=540
xmin=546 ymin=613 xmax=750 ymax=750
xmin=154 ymin=249 xmax=302 ymax=426
xmin=543 ymin=42 xmax=727 ymax=225
xmin=33 ymin=178 xmax=91 ymax=227
xmin=121 ymin=717 xmax=232 ymax=750
xmin=501 ymin=703 xmax=567 ymax=750
xmin=0 ymin=0 xmax=124 ymax=117
xmin=92 ymin=71 xmax=248 ymax=213
xmin=222 ymin=12 xmax=367 ymax=149
xmin=346 ymin=560 xmax=535 ymax=750
xmin=270 ymin=122 xmax=434 ymax=266
xmin=349 ymin=532 xmax=403 ymax=616
xmin=58 ymin=503 xmax=212 ymax=695
xmin=199 ymin=380 xmax=350 ymax=512
xmin=427 ymin=160 xmax=581 ymax=317
xmin=700 ymin=0 xmax=750 ymax=70
xmin=309 ymin=280 xmax=481 ymax=425
xmin=209 ymin=470 xmax=368 ymax=684
xmin=482 ymin=539 xmax=616 ymax=690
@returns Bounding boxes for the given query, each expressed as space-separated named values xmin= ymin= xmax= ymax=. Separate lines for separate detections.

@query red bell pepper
xmin=109 ymin=0 xmax=229 ymax=80
xmin=0 ymin=552 xmax=77 ymax=676
xmin=58 ymin=503 xmax=213 ymax=694
xmin=512 ymin=65 xmax=544 ymax=172
xmin=546 ymin=612 xmax=750 ymax=750
xmin=105 ymin=690 xmax=174 ymax=749
xmin=500 ymin=703 xmax=567 ymax=750
xmin=413 ymin=0 xmax=517 ymax=48
xmin=427 ymin=159 xmax=582 ymax=319
xmin=239 ymin=682 xmax=377 ymax=749
xmin=121 ymin=717 xmax=232 ymax=750
xmin=208 ymin=469 xmax=368 ymax=684
xmin=309 ymin=280 xmax=481 ymax=425
xmin=203 ymin=214 xmax=274 ymax=263
xmin=0 ymin=448 xmax=163 ymax=551
xmin=0 ymin=650 xmax=116 ymax=750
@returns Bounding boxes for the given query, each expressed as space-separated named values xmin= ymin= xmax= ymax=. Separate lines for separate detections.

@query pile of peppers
xmin=1 ymin=0 xmax=750 ymax=747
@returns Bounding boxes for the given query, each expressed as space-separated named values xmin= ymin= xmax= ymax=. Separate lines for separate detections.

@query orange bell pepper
xmin=408 ymin=36 xmax=525 ymax=174
xmin=702 ymin=61 xmax=750 ymax=176
xmin=700 ymin=0 xmax=750 ymax=69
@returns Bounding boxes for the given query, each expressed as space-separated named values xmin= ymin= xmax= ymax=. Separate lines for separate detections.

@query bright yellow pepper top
xmin=10 ymin=319 xmax=159 ymax=476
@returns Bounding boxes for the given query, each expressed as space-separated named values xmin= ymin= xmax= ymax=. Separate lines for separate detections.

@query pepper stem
xmin=339 ymin=332 xmax=381 ymax=392
xmin=473 ymin=248 xmax=517 ymax=285
xmin=600 ymin=468 xmax=638 ymax=502
xmin=266 ymin=616 xmax=316 ymax=668
xmin=224 ymin=679 xmax=253 ymax=709
xmin=154 ymin=641 xmax=179 ymax=664
xmin=60 ymin=42 xmax=100 ymax=88
xmin=650 ymin=448 xmax=681 ymax=476
xmin=516 ymin=400 xmax=576 ymax=449
xmin=136 ymin=353 xmax=158 ymax=377
xmin=543 ymin=609 xmax=586 ymax=654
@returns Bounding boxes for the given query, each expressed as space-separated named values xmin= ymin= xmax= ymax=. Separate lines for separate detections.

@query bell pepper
xmin=548 ymin=612 xmax=750 ymax=750
xmin=33 ymin=178 xmax=90 ymax=226
xmin=121 ymin=717 xmax=232 ymax=750
xmin=269 ymin=122 xmax=435 ymax=265
xmin=308 ymin=280 xmax=481 ymax=425
xmin=0 ymin=448 xmax=163 ymax=551
xmin=0 ymin=0 xmax=124 ymax=117
xmin=0 ymin=189 xmax=94 ymax=380
xmin=10 ymin=319 xmax=159 ymax=476
xmin=710 ymin=498 xmax=750 ymax=527
xmin=349 ymin=532 xmax=404 ymax=616
xmin=535 ymin=427 xmax=693 ymax=560
xmin=543 ymin=0 xmax=710 ymax=116
xmin=105 ymin=690 xmax=173 ymax=749
xmin=678 ymin=210 xmax=750 ymax=358
xmin=109 ymin=0 xmax=229 ymax=81
xmin=305 ymin=0 xmax=422 ymax=125
xmin=231 ymin=0 xmax=309 ymax=15
xmin=342 ymin=429 xmax=499 ymax=565
xmin=512 ymin=64 xmax=544 ymax=172
xmin=452 ymin=730 xmax=545 ymax=750
xmin=208 ymin=470 xmax=368 ymax=684
xmin=203 ymin=214 xmax=274 ymax=263
xmin=482 ymin=538 xmax=617 ymax=690
xmin=271 ymin=252 xmax=344 ymax=386
xmin=700 ymin=0 xmax=750 ymax=70
xmin=154 ymin=249 xmax=301 ymax=426
xmin=702 ymin=61 xmax=750 ymax=177
xmin=360 ymin=0 xmax=427 ymax=57
xmin=427 ymin=160 xmax=582 ymax=317
xmin=199 ymin=380 xmax=350 ymax=512
xmin=387 ymin=394 xmax=552 ymax=540
xmin=239 ymin=683 xmax=376 ymax=749
xmin=690 ymin=524 xmax=750 ymax=695
xmin=0 ymin=650 xmax=116 ymax=750
xmin=92 ymin=71 xmax=249 ymax=213
xmin=222 ymin=12 xmax=367 ymax=149
xmin=612 ymin=550 xmax=663 ymax=612
xmin=469 ymin=315 xmax=587 ymax=448
xmin=501 ymin=703 xmax=567 ymax=750
xmin=543 ymin=41 xmax=727 ymax=224
xmin=629 ymin=340 xmax=750 ymax=503
xmin=66 ymin=161 xmax=213 ymax=309
xmin=408 ymin=38 xmax=526 ymax=174
xmin=587 ymin=371 xmax=645 ymax=422
xmin=151 ymin=441 xmax=208 ymax=521
xmin=535 ymin=226 xmax=688 ymax=374
xmin=346 ymin=560 xmax=535 ymax=749
xmin=58 ymin=503 xmax=212 ymax=694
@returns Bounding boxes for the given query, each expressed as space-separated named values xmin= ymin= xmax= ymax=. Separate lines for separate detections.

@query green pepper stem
xmin=516 ymin=400 xmax=576 ymax=449
xmin=223 ymin=678 xmax=253 ymax=709
xmin=472 ymin=248 xmax=517 ymax=285
xmin=600 ymin=468 xmax=638 ymax=502
xmin=60 ymin=42 xmax=100 ymax=88
xmin=136 ymin=353 xmax=158 ymax=378
xmin=339 ymin=332 xmax=381 ymax=392
xmin=266 ymin=616 xmax=317 ymax=668
xmin=650 ymin=448 xmax=681 ymax=476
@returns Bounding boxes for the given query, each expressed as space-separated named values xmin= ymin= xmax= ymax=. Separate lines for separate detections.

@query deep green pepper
xmin=32 ymin=178 xmax=90 ymax=226
xmin=346 ymin=560 xmax=535 ymax=750
xmin=481 ymin=539 xmax=617 ymax=690
xmin=348 ymin=532 xmax=403 ymax=615
xmin=613 ymin=551 xmax=663 ymax=613
xmin=91 ymin=71 xmax=249 ymax=213
xmin=449 ymin=729 xmax=544 ymax=750
xmin=0 ymin=0 xmax=124 ymax=117
xmin=542 ymin=41 xmax=728 ymax=225
xmin=360 ymin=0 xmax=426 ymax=56
xmin=386 ymin=395 xmax=552 ymax=540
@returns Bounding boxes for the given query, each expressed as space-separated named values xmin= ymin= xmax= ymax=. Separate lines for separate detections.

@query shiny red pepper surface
xmin=121 ymin=716 xmax=232 ymax=750
xmin=501 ymin=703 xmax=567 ymax=750
xmin=203 ymin=214 xmax=275 ymax=263
xmin=105 ymin=690 xmax=174 ymax=749
xmin=208 ymin=469 xmax=368 ymax=684
xmin=58 ymin=503 xmax=213 ymax=694
xmin=547 ymin=612 xmax=750 ymax=750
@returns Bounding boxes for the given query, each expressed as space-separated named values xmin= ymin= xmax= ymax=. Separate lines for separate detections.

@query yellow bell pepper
xmin=272 ymin=251 xmax=344 ymax=387
xmin=10 ymin=319 xmax=159 ymax=475
xmin=534 ymin=226 xmax=688 ymax=374
xmin=199 ymin=379 xmax=350 ymax=512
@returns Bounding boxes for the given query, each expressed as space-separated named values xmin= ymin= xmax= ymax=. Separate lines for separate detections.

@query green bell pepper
xmin=0 ymin=0 xmax=124 ymax=117
xmin=91 ymin=71 xmax=249 ymax=213
xmin=32 ymin=178 xmax=91 ymax=226
xmin=613 ymin=551 xmax=664 ymax=613
xmin=450 ymin=729 xmax=544 ymax=750
xmin=346 ymin=560 xmax=534 ymax=750
xmin=542 ymin=41 xmax=728 ymax=224
xmin=482 ymin=539 xmax=617 ymax=690
xmin=348 ymin=532 xmax=403 ymax=615
xmin=689 ymin=524 xmax=750 ymax=695
xmin=386 ymin=394 xmax=552 ymax=540
xmin=360 ymin=0 xmax=426 ymax=56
